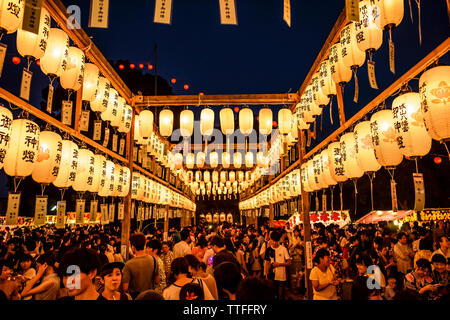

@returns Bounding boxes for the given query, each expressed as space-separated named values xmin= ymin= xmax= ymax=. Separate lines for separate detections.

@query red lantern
xmin=36 ymin=60 xmax=40 ymax=66
xmin=434 ymin=157 xmax=442 ymax=165
xmin=139 ymin=64 xmax=144 ymax=69
xmin=273 ymin=121 xmax=277 ymax=127
xmin=199 ymin=92 xmax=204 ymax=96
xmin=148 ymin=64 xmax=153 ymax=70
xmin=12 ymin=57 xmax=21 ymax=65
xmin=234 ymin=107 xmax=240 ymax=113
xmin=171 ymin=78 xmax=176 ymax=84
xmin=184 ymin=84 xmax=189 ymax=90
xmin=257 ymin=116 xmax=260 ymax=121
xmin=119 ymin=64 xmax=125 ymax=70
xmin=130 ymin=64 xmax=135 ymax=69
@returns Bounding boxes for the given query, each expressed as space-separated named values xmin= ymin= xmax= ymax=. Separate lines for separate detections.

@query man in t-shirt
xmin=264 ymin=230 xmax=291 ymax=300
xmin=122 ymin=233 xmax=159 ymax=299
xmin=173 ymin=229 xmax=192 ymax=259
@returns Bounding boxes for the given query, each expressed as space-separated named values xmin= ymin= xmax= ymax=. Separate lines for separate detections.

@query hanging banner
xmin=119 ymin=138 xmax=125 ymax=155
xmin=22 ymin=0 xmax=42 ymax=35
xmin=145 ymin=206 xmax=150 ymax=220
xmin=61 ymin=100 xmax=73 ymax=126
xmin=46 ymin=84 xmax=54 ymax=114
xmin=79 ymin=110 xmax=90 ymax=132
xmin=102 ymin=127 xmax=110 ymax=147
xmin=306 ymin=241 xmax=313 ymax=269
xmin=75 ymin=199 xmax=85 ymax=224
xmin=34 ymin=195 xmax=47 ymax=226
xmin=131 ymin=202 xmax=135 ymax=219
xmin=89 ymin=0 xmax=109 ymax=28
xmin=55 ymin=201 xmax=66 ymax=229
xmin=133 ymin=146 xmax=138 ymax=162
xmin=138 ymin=206 xmax=143 ymax=221
xmin=283 ymin=0 xmax=291 ymax=27
xmin=109 ymin=203 xmax=115 ymax=222
xmin=367 ymin=60 xmax=379 ymax=90
xmin=138 ymin=147 xmax=143 ymax=164
xmin=112 ymin=134 xmax=118 ymax=152
xmin=413 ymin=173 xmax=425 ymax=212
xmin=154 ymin=0 xmax=173 ymax=24
xmin=118 ymin=202 xmax=124 ymax=220
xmin=391 ymin=179 xmax=398 ymax=212
xmin=0 ymin=43 xmax=8 ymax=78
xmin=389 ymin=40 xmax=395 ymax=74
xmin=101 ymin=203 xmax=108 ymax=224
xmin=90 ymin=200 xmax=98 ymax=222
xmin=6 ymin=193 xmax=21 ymax=225
xmin=322 ymin=194 xmax=327 ymax=212
xmin=345 ymin=0 xmax=360 ymax=22
xmin=219 ymin=0 xmax=238 ymax=25
xmin=93 ymin=120 xmax=102 ymax=140
xmin=20 ymin=69 xmax=33 ymax=101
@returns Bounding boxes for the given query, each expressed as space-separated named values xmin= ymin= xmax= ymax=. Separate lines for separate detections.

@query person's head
xmin=210 ymin=235 xmax=225 ymax=253
xmin=235 ymin=276 xmax=276 ymax=300
xmin=135 ymin=290 xmax=165 ymax=300
xmin=214 ymin=261 xmax=242 ymax=300
xmin=431 ymin=254 xmax=446 ymax=274
xmin=180 ymin=229 xmax=191 ymax=243
xmin=147 ymin=239 xmax=162 ymax=257
xmin=313 ymin=248 xmax=330 ymax=268
xmin=350 ymin=235 xmax=359 ymax=246
xmin=397 ymin=232 xmax=408 ymax=245
xmin=100 ymin=262 xmax=124 ymax=293
xmin=19 ymin=254 xmax=33 ymax=271
xmin=170 ymin=257 xmax=189 ymax=281
xmin=179 ymin=283 xmax=204 ymax=301
xmin=0 ymin=260 xmax=14 ymax=280
xmin=196 ymin=235 xmax=208 ymax=249
xmin=36 ymin=251 xmax=57 ymax=274
xmin=437 ymin=236 xmax=448 ymax=251
xmin=355 ymin=255 xmax=374 ymax=275
xmin=387 ymin=277 xmax=397 ymax=289
xmin=373 ymin=237 xmax=383 ymax=250
xmin=59 ymin=247 xmax=101 ymax=297
xmin=184 ymin=254 xmax=202 ymax=275
xmin=161 ymin=242 xmax=171 ymax=254
xmin=270 ymin=230 xmax=281 ymax=247
xmin=317 ymin=237 xmax=328 ymax=249
xmin=130 ymin=233 xmax=146 ymax=253
xmin=418 ymin=238 xmax=432 ymax=252
xmin=415 ymin=258 xmax=432 ymax=278
xmin=25 ymin=238 xmax=37 ymax=252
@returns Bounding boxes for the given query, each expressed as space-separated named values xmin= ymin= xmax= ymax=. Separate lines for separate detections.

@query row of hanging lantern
xmin=202 ymin=212 xmax=234 ymax=224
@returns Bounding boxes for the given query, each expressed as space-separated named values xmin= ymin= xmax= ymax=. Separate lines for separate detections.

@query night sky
xmin=0 ymin=0 xmax=449 ymax=220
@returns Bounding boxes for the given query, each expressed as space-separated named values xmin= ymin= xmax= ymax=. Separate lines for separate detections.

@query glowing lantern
xmin=110 ymin=164 xmax=123 ymax=197
xmin=40 ymin=28 xmax=69 ymax=77
xmin=257 ymin=152 xmax=269 ymax=168
xmin=81 ymin=63 xmax=100 ymax=102
xmin=118 ymin=105 xmax=133 ymax=134
xmin=220 ymin=171 xmax=227 ymax=184
xmin=186 ymin=153 xmax=195 ymax=169
xmin=306 ymin=159 xmax=320 ymax=190
xmin=434 ymin=157 xmax=442 ymax=165
xmin=60 ymin=47 xmax=85 ymax=91
xmin=159 ymin=109 xmax=174 ymax=137
xmin=17 ymin=7 xmax=50 ymax=60
xmin=90 ymin=77 xmax=110 ymax=113
xmin=222 ymin=152 xmax=231 ymax=168
xmin=196 ymin=152 xmax=205 ymax=168
xmin=340 ymin=132 xmax=364 ymax=179
xmin=174 ymin=152 xmax=183 ymax=170
xmin=72 ymin=149 xmax=95 ymax=192
xmin=370 ymin=109 xmax=404 ymax=166
xmin=52 ymin=140 xmax=78 ymax=188
xmin=200 ymin=108 xmax=214 ymax=136
xmin=31 ymin=131 xmax=62 ymax=184
xmin=295 ymin=103 xmax=310 ymax=130
xmin=320 ymin=149 xmax=337 ymax=186
xmin=354 ymin=121 xmax=382 ymax=172
xmin=419 ymin=66 xmax=450 ymax=141
xmin=278 ymin=109 xmax=293 ymax=135
xmin=318 ymin=59 xmax=337 ymax=97
xmin=89 ymin=154 xmax=106 ymax=193
xmin=120 ymin=167 xmax=131 ymax=197
xmin=229 ymin=171 xmax=236 ymax=183
xmin=259 ymin=108 xmax=273 ymax=135
xmin=305 ymin=85 xmax=322 ymax=117
xmin=209 ymin=151 xmax=219 ymax=168
xmin=312 ymin=154 xmax=329 ymax=189
xmin=220 ymin=108 xmax=234 ymax=135
xmin=98 ymin=161 xmax=115 ymax=197
xmin=392 ymin=92 xmax=431 ymax=157
xmin=180 ymin=109 xmax=194 ymax=137
xmin=245 ymin=152 xmax=254 ymax=168
xmin=327 ymin=142 xmax=348 ymax=183
xmin=212 ymin=171 xmax=219 ymax=183
xmin=237 ymin=171 xmax=244 ymax=182
xmin=312 ymin=73 xmax=330 ymax=107
xmin=0 ymin=106 xmax=13 ymax=170
xmin=133 ymin=115 xmax=143 ymax=145
xmin=300 ymin=163 xmax=313 ymax=192
xmin=139 ymin=110 xmax=154 ymax=138
xmin=239 ymin=108 xmax=253 ymax=135
xmin=375 ymin=0 xmax=404 ymax=30
xmin=233 ymin=152 xmax=242 ymax=168
xmin=131 ymin=172 xmax=142 ymax=200
xmin=355 ymin=1 xmax=383 ymax=54
xmin=329 ymin=42 xmax=352 ymax=86
xmin=110 ymin=96 xmax=125 ymax=128
xmin=101 ymin=88 xmax=119 ymax=122
xmin=203 ymin=171 xmax=211 ymax=183
xmin=340 ymin=23 xmax=366 ymax=72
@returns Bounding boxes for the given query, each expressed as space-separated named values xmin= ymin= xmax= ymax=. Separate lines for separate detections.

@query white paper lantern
xmin=220 ymin=108 xmax=234 ymax=135
xmin=186 ymin=153 xmax=195 ymax=169
xmin=110 ymin=164 xmax=123 ymax=197
xmin=209 ymin=151 xmax=219 ymax=168
xmin=245 ymin=152 xmax=254 ymax=168
xmin=355 ymin=0 xmax=383 ymax=53
xmin=101 ymin=88 xmax=119 ymax=122
xmin=110 ymin=96 xmax=125 ymax=128
xmin=239 ymin=108 xmax=253 ymax=135
xmin=81 ymin=63 xmax=100 ymax=102
xmin=60 ymin=47 xmax=85 ymax=91
xmin=300 ymin=163 xmax=313 ymax=192
xmin=180 ymin=109 xmax=194 ymax=137
xmin=233 ymin=152 xmax=242 ymax=168
xmin=196 ymin=152 xmax=205 ymax=168
xmin=320 ymin=149 xmax=337 ymax=186
xmin=174 ymin=152 xmax=183 ymax=170
xmin=139 ymin=110 xmax=154 ymax=138
xmin=229 ymin=171 xmax=236 ymax=183
xmin=278 ymin=109 xmax=293 ymax=135
xmin=0 ymin=0 xmax=24 ymax=34
xmin=120 ymin=166 xmax=131 ymax=197
xmin=118 ymin=104 xmax=133 ymax=134
xmin=222 ymin=152 xmax=231 ymax=168
xmin=220 ymin=171 xmax=227 ymax=184
xmin=131 ymin=172 xmax=141 ymax=200
xmin=340 ymin=132 xmax=364 ymax=179
xmin=419 ymin=65 xmax=450 ymax=141
xmin=305 ymin=85 xmax=322 ymax=117
xmin=200 ymin=108 xmax=214 ymax=136
xmin=318 ymin=59 xmax=337 ymax=97
xmin=237 ymin=171 xmax=244 ymax=183
xmin=354 ymin=121 xmax=382 ymax=173
xmin=259 ymin=108 xmax=272 ymax=135
xmin=257 ymin=152 xmax=269 ymax=168
xmin=375 ymin=0 xmax=404 ymax=30
xmin=340 ymin=22 xmax=366 ymax=70
xmin=327 ymin=142 xmax=348 ymax=183
xmin=32 ymin=131 xmax=62 ymax=184
xmin=90 ymin=77 xmax=110 ymax=113
xmin=203 ymin=171 xmax=211 ymax=184
xmin=40 ymin=28 xmax=69 ymax=77
xmin=312 ymin=154 xmax=328 ymax=189
xmin=17 ymin=7 xmax=50 ymax=60
xmin=392 ymin=92 xmax=432 ymax=157
xmin=0 ymin=106 xmax=13 ymax=170
xmin=72 ymin=149 xmax=95 ymax=192
xmin=300 ymin=93 xmax=316 ymax=124
xmin=52 ymin=140 xmax=78 ymax=188
xmin=98 ymin=160 xmax=115 ymax=197
xmin=89 ymin=154 xmax=106 ymax=193
xmin=159 ymin=109 xmax=173 ymax=137
xmin=329 ymin=42 xmax=352 ymax=86
xmin=312 ymin=73 xmax=330 ymax=107
xmin=370 ymin=109 xmax=404 ymax=166
xmin=295 ymin=103 xmax=310 ymax=130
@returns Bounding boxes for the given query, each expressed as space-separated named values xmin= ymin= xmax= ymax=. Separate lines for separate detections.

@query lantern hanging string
xmin=329 ymin=97 xmax=333 ymax=125
xmin=26 ymin=57 xmax=33 ymax=71
xmin=322 ymin=189 xmax=327 ymax=212
xmin=408 ymin=0 xmax=414 ymax=23
xmin=367 ymin=172 xmax=376 ymax=212
xmin=415 ymin=0 xmax=422 ymax=45
xmin=442 ymin=141 xmax=450 ymax=160
xmin=339 ymin=182 xmax=343 ymax=213
xmin=60 ymin=188 xmax=66 ymax=201
xmin=414 ymin=158 xmax=419 ymax=174
xmin=41 ymin=184 xmax=47 ymax=196
xmin=352 ymin=178 xmax=358 ymax=217
xmin=13 ymin=178 xmax=22 ymax=193
xmin=48 ymin=75 xmax=56 ymax=87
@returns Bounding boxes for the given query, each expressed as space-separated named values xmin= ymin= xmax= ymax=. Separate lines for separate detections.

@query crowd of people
xmin=0 ymin=219 xmax=448 ymax=301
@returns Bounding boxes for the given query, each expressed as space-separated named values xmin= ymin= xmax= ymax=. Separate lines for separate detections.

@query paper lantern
xmin=220 ymin=171 xmax=227 ymax=184
xmin=72 ymin=149 xmax=95 ymax=192
xmin=245 ymin=152 xmax=254 ymax=168
xmin=159 ymin=109 xmax=173 ymax=137
xmin=375 ymin=0 xmax=404 ymax=30
xmin=305 ymin=85 xmax=322 ymax=117
xmin=340 ymin=22 xmax=366 ymax=70
xmin=120 ymin=167 xmax=131 ymax=197
xmin=131 ymin=172 xmax=141 ymax=200
xmin=133 ymin=114 xmax=143 ymax=144
xmin=239 ymin=108 xmax=253 ymax=135
xmin=4 ymin=119 xmax=40 ymax=178
xmin=311 ymin=155 xmax=328 ymax=190
xmin=80 ymin=63 xmax=100 ymax=102
xmin=203 ymin=171 xmax=211 ymax=184
xmin=354 ymin=121 xmax=382 ymax=173
xmin=40 ymin=28 xmax=69 ymax=77
xmin=233 ymin=152 xmax=242 ymax=168
xmin=118 ymin=104 xmax=133 ymax=134
xmin=180 ymin=109 xmax=194 ymax=137
xmin=60 ymin=47 xmax=85 ymax=91
xmin=318 ymin=59 xmax=337 ymax=97
xmin=0 ymin=0 xmax=24 ymax=34
xmin=90 ymin=77 xmax=110 ymax=113
xmin=52 ymin=140 xmax=78 ymax=188
xmin=0 ymin=106 xmax=13 ymax=170
xmin=174 ymin=152 xmax=183 ymax=170
xmin=17 ymin=7 xmax=50 ymax=60
xmin=300 ymin=163 xmax=313 ymax=192
xmin=340 ymin=132 xmax=364 ymax=179
xmin=257 ymin=152 xmax=269 ymax=168
xmin=307 ymin=159 xmax=322 ymax=190
xmin=419 ymin=65 xmax=450 ymax=141
xmin=110 ymin=97 xmax=126 ymax=128
xmin=259 ymin=108 xmax=273 ymax=135
xmin=139 ymin=110 xmax=154 ymax=138
xmin=98 ymin=160 xmax=115 ymax=197
xmin=89 ymin=154 xmax=106 ymax=193
xmin=312 ymin=73 xmax=330 ymax=107
xmin=195 ymin=170 xmax=202 ymax=182
xmin=200 ymin=108 xmax=214 ymax=136
xmin=329 ymin=42 xmax=352 ymax=86
xmin=237 ymin=171 xmax=244 ymax=182
xmin=196 ymin=152 xmax=205 ymax=168
xmin=392 ymin=92 xmax=431 ymax=157
xmin=300 ymin=93 xmax=316 ymax=124
xmin=101 ymin=88 xmax=119 ymax=122
xmin=209 ymin=151 xmax=219 ymax=168
xmin=327 ymin=142 xmax=348 ymax=183
xmin=370 ymin=109 xmax=404 ymax=166
xmin=212 ymin=171 xmax=219 ymax=183
xmin=355 ymin=0 xmax=383 ymax=53
xmin=320 ymin=149 xmax=337 ymax=186
xmin=278 ymin=109 xmax=293 ymax=135
xmin=220 ymin=108 xmax=234 ymax=135
xmin=295 ymin=103 xmax=310 ymax=130
xmin=31 ymin=131 xmax=62 ymax=184
xmin=186 ymin=153 xmax=195 ymax=169
xmin=110 ymin=164 xmax=123 ymax=197
xmin=229 ymin=171 xmax=236 ymax=183
xmin=222 ymin=152 xmax=231 ymax=168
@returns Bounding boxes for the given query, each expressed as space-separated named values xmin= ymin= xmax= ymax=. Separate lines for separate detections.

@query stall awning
xmin=356 ymin=210 xmax=414 ymax=224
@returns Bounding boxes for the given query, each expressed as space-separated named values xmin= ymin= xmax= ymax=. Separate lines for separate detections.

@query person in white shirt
xmin=393 ymin=232 xmax=414 ymax=274
xmin=173 ymin=229 xmax=192 ymax=259
xmin=432 ymin=236 xmax=449 ymax=259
